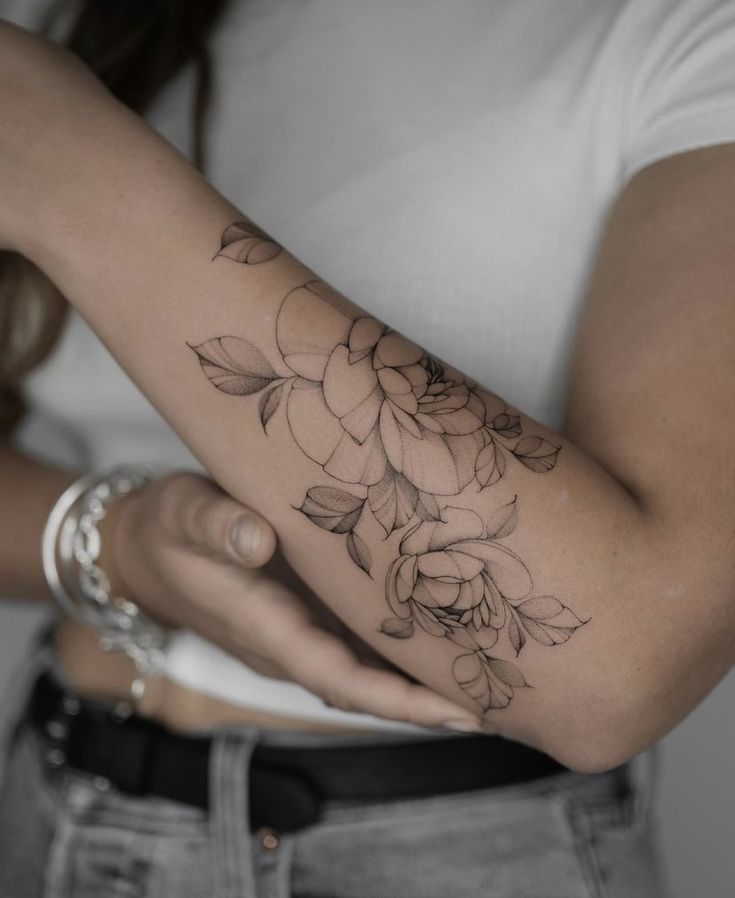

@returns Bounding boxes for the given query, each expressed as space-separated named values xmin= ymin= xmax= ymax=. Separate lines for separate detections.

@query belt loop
xmin=209 ymin=728 xmax=260 ymax=898
xmin=628 ymin=743 xmax=660 ymax=827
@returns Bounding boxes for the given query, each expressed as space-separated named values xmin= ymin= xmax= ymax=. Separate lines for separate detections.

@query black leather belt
xmin=27 ymin=671 xmax=569 ymax=833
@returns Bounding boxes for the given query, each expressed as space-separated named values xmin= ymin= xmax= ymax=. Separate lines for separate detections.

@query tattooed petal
xmin=427 ymin=508 xmax=485 ymax=551
xmin=411 ymin=601 xmax=447 ymax=637
xmin=416 ymin=551 xmax=461 ymax=581
xmin=324 ymin=427 xmax=386 ymax=486
xmin=385 ymin=557 xmax=411 ymax=619
xmin=387 ymin=425 xmax=484 ymax=496
xmin=349 ymin=317 xmax=385 ymax=353
xmin=377 ymin=365 xmax=415 ymax=397
xmin=339 ymin=386 xmax=384 ymax=443
xmin=399 ymin=520 xmax=433 ymax=557
xmin=378 ymin=401 xmax=404 ymax=472
xmin=215 ymin=220 xmax=282 ymax=264
xmin=396 ymin=555 xmax=418 ymax=601
xmin=286 ymin=379 xmax=344 ymax=465
xmin=479 ymin=599 xmax=491 ymax=626
xmin=323 ymin=345 xmax=380 ymax=420
xmin=414 ymin=412 xmax=446 ymax=433
xmin=454 ymin=541 xmax=533 ymax=600
xmin=453 ymin=578 xmax=482 ymax=611
xmin=373 ymin=333 xmax=423 ymax=369
xmin=388 ymin=401 xmax=423 ymax=437
xmin=380 ymin=616 xmax=415 ymax=638
xmin=276 ymin=283 xmax=353 ymax=379
xmin=431 ymin=405 xmax=486 ymax=436
xmin=399 ymin=363 xmax=430 ymax=390
xmin=470 ymin=625 xmax=499 ymax=651
xmin=416 ymin=575 xmax=462 ymax=608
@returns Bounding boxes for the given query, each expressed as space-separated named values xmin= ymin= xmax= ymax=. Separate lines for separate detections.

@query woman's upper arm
xmin=566 ymin=142 xmax=735 ymax=633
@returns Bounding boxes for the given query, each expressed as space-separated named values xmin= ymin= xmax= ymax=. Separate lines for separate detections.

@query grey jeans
xmin=0 ymin=660 xmax=669 ymax=898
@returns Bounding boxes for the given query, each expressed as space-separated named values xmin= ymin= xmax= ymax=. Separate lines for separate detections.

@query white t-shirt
xmin=6 ymin=0 xmax=735 ymax=731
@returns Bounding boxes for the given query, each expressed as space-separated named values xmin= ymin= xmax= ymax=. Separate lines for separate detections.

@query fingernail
xmin=441 ymin=720 xmax=485 ymax=734
xmin=231 ymin=518 xmax=260 ymax=560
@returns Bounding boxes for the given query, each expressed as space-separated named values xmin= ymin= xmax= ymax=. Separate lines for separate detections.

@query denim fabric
xmin=0 ymin=647 xmax=669 ymax=898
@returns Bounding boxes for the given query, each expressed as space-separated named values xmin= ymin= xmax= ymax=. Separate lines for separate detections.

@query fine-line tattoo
xmin=189 ymin=223 xmax=588 ymax=712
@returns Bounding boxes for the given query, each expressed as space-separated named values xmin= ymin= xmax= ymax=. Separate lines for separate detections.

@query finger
xmin=183 ymin=493 xmax=277 ymax=567
xmin=279 ymin=623 xmax=488 ymax=733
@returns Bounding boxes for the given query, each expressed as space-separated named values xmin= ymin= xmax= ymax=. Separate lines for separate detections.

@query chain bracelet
xmin=42 ymin=465 xmax=169 ymax=696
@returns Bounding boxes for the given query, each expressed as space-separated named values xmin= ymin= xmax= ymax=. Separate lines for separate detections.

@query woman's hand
xmin=101 ymin=471 xmax=485 ymax=732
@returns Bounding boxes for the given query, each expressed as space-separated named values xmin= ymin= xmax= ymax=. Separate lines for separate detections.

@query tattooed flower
xmin=276 ymin=281 xmax=486 ymax=495
xmin=383 ymin=508 xmax=532 ymax=649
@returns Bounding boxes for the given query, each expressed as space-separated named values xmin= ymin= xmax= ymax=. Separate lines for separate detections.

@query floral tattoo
xmin=188 ymin=222 xmax=587 ymax=713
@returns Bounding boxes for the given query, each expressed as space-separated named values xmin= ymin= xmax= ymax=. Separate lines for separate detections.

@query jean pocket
xmin=561 ymin=764 xmax=668 ymax=898
xmin=294 ymin=781 xmax=598 ymax=898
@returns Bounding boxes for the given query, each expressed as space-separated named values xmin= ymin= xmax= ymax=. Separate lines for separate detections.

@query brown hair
xmin=0 ymin=0 xmax=230 ymax=436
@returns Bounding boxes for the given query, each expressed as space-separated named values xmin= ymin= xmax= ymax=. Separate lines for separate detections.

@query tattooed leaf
xmin=508 ymin=616 xmax=526 ymax=655
xmin=215 ymin=220 xmax=282 ymax=265
xmin=475 ymin=438 xmax=506 ymax=488
xmin=346 ymin=531 xmax=372 ymax=575
xmin=367 ymin=469 xmax=418 ymax=536
xmin=189 ymin=337 xmax=278 ymax=395
xmin=485 ymin=495 xmax=518 ymax=540
xmin=515 ymin=596 xmax=587 ymax=646
xmin=453 ymin=652 xmax=516 ymax=711
xmin=515 ymin=596 xmax=564 ymax=619
xmin=485 ymin=657 xmax=528 ymax=688
xmin=490 ymin=412 xmax=522 ymax=438
xmin=380 ymin=616 xmax=415 ymax=639
xmin=297 ymin=486 xmax=365 ymax=534
xmin=258 ymin=381 xmax=286 ymax=431
xmin=512 ymin=436 xmax=560 ymax=473
xmin=415 ymin=490 xmax=441 ymax=522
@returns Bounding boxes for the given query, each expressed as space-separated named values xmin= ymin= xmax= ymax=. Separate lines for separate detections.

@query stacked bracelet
xmin=41 ymin=465 xmax=169 ymax=702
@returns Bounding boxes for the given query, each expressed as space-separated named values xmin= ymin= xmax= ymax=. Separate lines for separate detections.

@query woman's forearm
xmin=5 ymin=25 xmax=733 ymax=771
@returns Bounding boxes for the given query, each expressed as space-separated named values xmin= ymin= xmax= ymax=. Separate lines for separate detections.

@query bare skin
xmin=1 ymin=25 xmax=735 ymax=771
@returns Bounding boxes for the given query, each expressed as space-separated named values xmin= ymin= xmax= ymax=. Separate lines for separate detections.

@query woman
xmin=1 ymin=0 xmax=734 ymax=895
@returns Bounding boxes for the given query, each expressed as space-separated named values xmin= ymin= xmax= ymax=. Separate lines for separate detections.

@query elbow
xmin=531 ymin=677 xmax=667 ymax=775
xmin=549 ymin=723 xmax=646 ymax=776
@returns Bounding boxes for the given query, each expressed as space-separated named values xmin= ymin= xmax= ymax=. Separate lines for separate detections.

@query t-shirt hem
xmin=623 ymin=104 xmax=735 ymax=182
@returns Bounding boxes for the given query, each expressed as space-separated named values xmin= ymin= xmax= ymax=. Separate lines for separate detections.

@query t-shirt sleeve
xmin=622 ymin=0 xmax=735 ymax=181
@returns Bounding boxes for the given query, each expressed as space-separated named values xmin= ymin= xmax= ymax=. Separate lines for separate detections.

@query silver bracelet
xmin=42 ymin=465 xmax=169 ymax=701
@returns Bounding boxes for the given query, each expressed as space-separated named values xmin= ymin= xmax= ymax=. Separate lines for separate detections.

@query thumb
xmin=186 ymin=495 xmax=277 ymax=568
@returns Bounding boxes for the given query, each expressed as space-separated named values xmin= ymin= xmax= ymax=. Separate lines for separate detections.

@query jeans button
xmin=257 ymin=827 xmax=280 ymax=851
